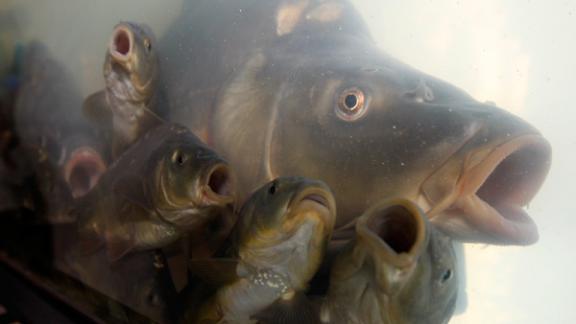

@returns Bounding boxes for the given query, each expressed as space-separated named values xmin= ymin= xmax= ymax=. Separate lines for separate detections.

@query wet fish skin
xmin=160 ymin=0 xmax=551 ymax=245
xmin=321 ymin=199 xmax=458 ymax=324
xmin=84 ymin=21 xmax=164 ymax=159
xmin=194 ymin=177 xmax=336 ymax=323
xmin=73 ymin=123 xmax=235 ymax=262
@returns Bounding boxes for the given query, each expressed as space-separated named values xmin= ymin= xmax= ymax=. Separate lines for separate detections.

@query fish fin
xmin=305 ymin=1 xmax=344 ymax=23
xmin=188 ymin=258 xmax=240 ymax=286
xmin=106 ymin=235 xmax=135 ymax=262
xmin=276 ymin=0 xmax=309 ymax=36
xmin=75 ymin=230 xmax=106 ymax=257
xmin=112 ymin=174 xmax=154 ymax=212
xmin=252 ymin=292 xmax=320 ymax=324
xmin=83 ymin=91 xmax=112 ymax=126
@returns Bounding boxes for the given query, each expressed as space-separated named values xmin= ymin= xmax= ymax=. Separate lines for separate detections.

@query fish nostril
xmin=113 ymin=29 xmax=131 ymax=56
xmin=206 ymin=164 xmax=233 ymax=200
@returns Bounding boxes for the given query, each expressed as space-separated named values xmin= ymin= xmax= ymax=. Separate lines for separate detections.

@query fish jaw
xmin=63 ymin=147 xmax=107 ymax=198
xmin=109 ymin=24 xmax=134 ymax=70
xmin=198 ymin=162 xmax=236 ymax=207
xmin=355 ymin=199 xmax=428 ymax=293
xmin=424 ymin=134 xmax=551 ymax=245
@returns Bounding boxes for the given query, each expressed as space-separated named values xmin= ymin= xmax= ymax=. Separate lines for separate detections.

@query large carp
xmin=159 ymin=0 xmax=551 ymax=245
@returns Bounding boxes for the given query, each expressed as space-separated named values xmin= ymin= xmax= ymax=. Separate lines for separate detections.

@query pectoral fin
xmin=113 ymin=175 xmax=154 ymax=212
xmin=83 ymin=91 xmax=112 ymax=126
xmin=106 ymin=233 xmax=136 ymax=262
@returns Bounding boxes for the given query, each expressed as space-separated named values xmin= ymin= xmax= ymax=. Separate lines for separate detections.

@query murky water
xmin=0 ymin=0 xmax=573 ymax=323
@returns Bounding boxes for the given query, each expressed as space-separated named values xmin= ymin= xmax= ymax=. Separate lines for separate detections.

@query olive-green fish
xmin=84 ymin=21 xmax=164 ymax=159
xmin=73 ymin=123 xmax=235 ymax=262
xmin=321 ymin=198 xmax=457 ymax=324
xmin=159 ymin=0 xmax=552 ymax=245
xmin=193 ymin=177 xmax=336 ymax=324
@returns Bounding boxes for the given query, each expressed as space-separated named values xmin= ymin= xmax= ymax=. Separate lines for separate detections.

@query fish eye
xmin=336 ymin=87 xmax=367 ymax=121
xmin=171 ymin=150 xmax=186 ymax=166
xmin=143 ymin=38 xmax=152 ymax=51
xmin=268 ymin=182 xmax=277 ymax=195
xmin=441 ymin=269 xmax=453 ymax=283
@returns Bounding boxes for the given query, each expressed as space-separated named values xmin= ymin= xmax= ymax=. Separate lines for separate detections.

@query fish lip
xmin=356 ymin=198 xmax=427 ymax=269
xmin=199 ymin=162 xmax=236 ymax=206
xmin=431 ymin=134 xmax=552 ymax=244
xmin=63 ymin=147 xmax=107 ymax=198
xmin=109 ymin=24 xmax=134 ymax=64
xmin=288 ymin=183 xmax=337 ymax=234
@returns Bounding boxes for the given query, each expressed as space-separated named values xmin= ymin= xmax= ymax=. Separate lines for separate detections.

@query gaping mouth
xmin=109 ymin=25 xmax=132 ymax=63
xmin=200 ymin=163 xmax=235 ymax=206
xmin=357 ymin=199 xmax=426 ymax=268
xmin=64 ymin=147 xmax=107 ymax=198
xmin=432 ymin=135 xmax=551 ymax=245
xmin=289 ymin=186 xmax=337 ymax=235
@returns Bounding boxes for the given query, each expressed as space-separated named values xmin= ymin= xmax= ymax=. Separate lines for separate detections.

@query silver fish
xmin=84 ymin=21 xmax=164 ymax=159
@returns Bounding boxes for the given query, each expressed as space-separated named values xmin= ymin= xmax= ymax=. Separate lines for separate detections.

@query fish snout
xmin=290 ymin=180 xmax=337 ymax=233
xmin=200 ymin=161 xmax=235 ymax=206
xmin=63 ymin=147 xmax=107 ymax=198
xmin=425 ymin=103 xmax=552 ymax=245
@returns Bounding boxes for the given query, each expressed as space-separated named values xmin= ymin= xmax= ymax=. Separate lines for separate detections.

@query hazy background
xmin=1 ymin=0 xmax=574 ymax=323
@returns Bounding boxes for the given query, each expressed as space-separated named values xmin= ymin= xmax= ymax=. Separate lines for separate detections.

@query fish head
xmin=255 ymin=39 xmax=551 ymax=245
xmin=153 ymin=129 xmax=235 ymax=228
xmin=352 ymin=198 xmax=457 ymax=324
xmin=106 ymin=22 xmax=159 ymax=98
xmin=237 ymin=177 xmax=336 ymax=284
xmin=12 ymin=42 xmax=108 ymax=212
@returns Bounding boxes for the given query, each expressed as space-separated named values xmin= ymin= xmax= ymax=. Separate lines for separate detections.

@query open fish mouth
xmin=358 ymin=199 xmax=426 ymax=268
xmin=431 ymin=134 xmax=552 ymax=245
xmin=109 ymin=24 xmax=133 ymax=63
xmin=200 ymin=162 xmax=235 ymax=206
xmin=288 ymin=185 xmax=337 ymax=236
xmin=63 ymin=147 xmax=107 ymax=198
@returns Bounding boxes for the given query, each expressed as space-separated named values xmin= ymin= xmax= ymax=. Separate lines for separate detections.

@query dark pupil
xmin=268 ymin=183 xmax=277 ymax=195
xmin=344 ymin=94 xmax=358 ymax=109
xmin=441 ymin=269 xmax=452 ymax=282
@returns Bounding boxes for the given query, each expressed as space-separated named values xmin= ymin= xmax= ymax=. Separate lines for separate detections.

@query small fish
xmin=73 ymin=123 xmax=235 ymax=262
xmin=321 ymin=198 xmax=458 ymax=324
xmin=192 ymin=177 xmax=336 ymax=324
xmin=84 ymin=21 xmax=164 ymax=159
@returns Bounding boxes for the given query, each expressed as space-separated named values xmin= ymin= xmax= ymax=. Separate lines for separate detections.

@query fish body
xmin=159 ymin=0 xmax=551 ymax=245
xmin=7 ymin=42 xmax=107 ymax=220
xmin=73 ymin=123 xmax=235 ymax=261
xmin=321 ymin=199 xmax=458 ymax=324
xmin=194 ymin=177 xmax=336 ymax=323
xmin=84 ymin=21 xmax=165 ymax=159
